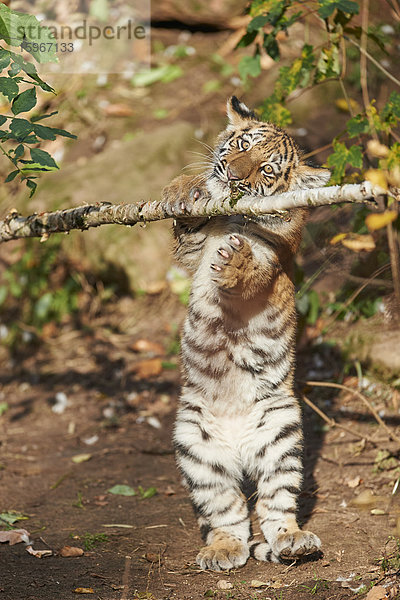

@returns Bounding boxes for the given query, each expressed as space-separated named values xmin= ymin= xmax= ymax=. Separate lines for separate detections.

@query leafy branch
xmin=0 ymin=3 xmax=76 ymax=196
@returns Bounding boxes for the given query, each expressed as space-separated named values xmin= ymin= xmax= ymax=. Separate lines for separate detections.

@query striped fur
xmin=163 ymin=97 xmax=330 ymax=570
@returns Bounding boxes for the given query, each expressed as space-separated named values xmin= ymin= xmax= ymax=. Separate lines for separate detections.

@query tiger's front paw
xmin=196 ymin=538 xmax=249 ymax=571
xmin=211 ymin=234 xmax=252 ymax=289
xmin=162 ymin=174 xmax=208 ymax=216
xmin=274 ymin=530 xmax=321 ymax=560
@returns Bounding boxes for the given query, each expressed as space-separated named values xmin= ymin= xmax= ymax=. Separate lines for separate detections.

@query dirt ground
xmin=1 ymin=289 xmax=400 ymax=600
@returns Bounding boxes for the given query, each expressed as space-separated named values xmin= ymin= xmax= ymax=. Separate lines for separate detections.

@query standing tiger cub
xmin=162 ymin=97 xmax=330 ymax=570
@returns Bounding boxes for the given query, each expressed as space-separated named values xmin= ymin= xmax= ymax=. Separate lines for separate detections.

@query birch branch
xmin=0 ymin=181 xmax=384 ymax=243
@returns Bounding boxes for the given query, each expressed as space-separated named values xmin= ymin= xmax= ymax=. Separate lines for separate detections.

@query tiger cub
xmin=162 ymin=96 xmax=330 ymax=570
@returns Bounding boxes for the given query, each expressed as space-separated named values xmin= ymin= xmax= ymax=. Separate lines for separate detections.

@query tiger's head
xmin=207 ymin=96 xmax=330 ymax=199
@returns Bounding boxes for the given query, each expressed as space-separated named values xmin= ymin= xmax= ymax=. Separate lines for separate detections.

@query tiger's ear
xmin=227 ymin=96 xmax=258 ymax=127
xmin=293 ymin=163 xmax=331 ymax=189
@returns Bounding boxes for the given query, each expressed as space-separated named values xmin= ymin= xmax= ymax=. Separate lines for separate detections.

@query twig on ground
xmin=0 ymin=181 xmax=383 ymax=243
xmin=121 ymin=555 xmax=132 ymax=600
xmin=301 ymin=394 xmax=378 ymax=444
xmin=305 ymin=380 xmax=400 ymax=446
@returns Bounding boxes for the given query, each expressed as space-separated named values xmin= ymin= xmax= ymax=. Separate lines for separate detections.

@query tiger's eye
xmin=262 ymin=165 xmax=274 ymax=174
xmin=238 ymin=138 xmax=250 ymax=151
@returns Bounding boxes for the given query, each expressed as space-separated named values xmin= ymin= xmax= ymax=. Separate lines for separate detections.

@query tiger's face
xmin=207 ymin=97 xmax=330 ymax=199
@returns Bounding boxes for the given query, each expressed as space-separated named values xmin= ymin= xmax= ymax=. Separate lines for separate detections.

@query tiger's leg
xmin=174 ymin=394 xmax=250 ymax=571
xmin=253 ymin=396 xmax=321 ymax=562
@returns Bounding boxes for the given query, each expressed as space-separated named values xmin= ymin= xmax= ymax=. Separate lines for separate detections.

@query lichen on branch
xmin=0 ymin=181 xmax=385 ymax=244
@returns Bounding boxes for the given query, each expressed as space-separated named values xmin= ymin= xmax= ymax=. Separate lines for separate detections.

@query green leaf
xmin=327 ymin=140 xmax=349 ymax=183
xmin=327 ymin=140 xmax=363 ymax=183
xmin=138 ymin=486 xmax=157 ymax=499
xmin=20 ymin=161 xmax=58 ymax=173
xmin=12 ymin=87 xmax=37 ymax=115
xmin=30 ymin=148 xmax=59 ymax=169
xmin=108 ymin=484 xmax=136 ymax=496
xmin=0 ymin=4 xmax=57 ymax=63
xmin=347 ymin=114 xmax=370 ymax=137
xmin=8 ymin=62 xmax=21 ymax=77
xmin=381 ymin=91 xmax=400 ymax=127
xmin=347 ymin=144 xmax=363 ymax=168
xmin=14 ymin=144 xmax=24 ymax=159
xmin=247 ymin=14 xmax=270 ymax=32
xmin=236 ymin=29 xmax=258 ymax=48
xmin=26 ymin=179 xmax=37 ymax=197
xmin=259 ymin=95 xmax=292 ymax=126
xmin=238 ymin=54 xmax=261 ymax=82
xmin=263 ymin=33 xmax=280 ymax=60
xmin=385 ymin=143 xmax=400 ymax=170
xmin=32 ymin=123 xmax=57 ymax=140
xmin=0 ymin=510 xmax=28 ymax=525
xmin=0 ymin=4 xmax=24 ymax=45
xmin=131 ymin=65 xmax=183 ymax=87
xmin=0 ymin=76 xmax=19 ymax=100
xmin=9 ymin=118 xmax=33 ymax=139
xmin=318 ymin=0 xmax=359 ymax=19
xmin=0 ymin=49 xmax=10 ymax=70
xmin=31 ymin=111 xmax=58 ymax=122
xmin=44 ymin=126 xmax=77 ymax=139
xmin=0 ymin=114 xmax=7 ymax=126
xmin=5 ymin=169 xmax=19 ymax=182
xmin=315 ymin=44 xmax=340 ymax=81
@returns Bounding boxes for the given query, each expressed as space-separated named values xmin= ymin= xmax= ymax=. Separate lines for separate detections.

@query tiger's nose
xmin=227 ymin=166 xmax=240 ymax=181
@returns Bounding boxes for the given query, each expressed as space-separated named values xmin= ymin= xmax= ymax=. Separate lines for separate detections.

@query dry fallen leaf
xmin=103 ymin=103 xmax=133 ymax=117
xmin=346 ymin=475 xmax=361 ymax=488
xmin=131 ymin=358 xmax=163 ymax=379
xmin=74 ymin=588 xmax=95 ymax=594
xmin=143 ymin=281 xmax=167 ymax=295
xmin=367 ymin=140 xmax=389 ymax=158
xmin=341 ymin=234 xmax=375 ymax=252
xmin=164 ymin=485 xmax=175 ymax=496
xmin=0 ymin=529 xmax=30 ymax=545
xmin=144 ymin=551 xmax=162 ymax=563
xmin=330 ymin=232 xmax=347 ymax=245
xmin=335 ymin=97 xmax=360 ymax=113
xmin=365 ymin=585 xmax=387 ymax=600
xmin=60 ymin=546 xmax=84 ymax=557
xmin=365 ymin=168 xmax=388 ymax=191
xmin=131 ymin=339 xmax=164 ymax=356
xmin=217 ymin=580 xmax=233 ymax=590
xmin=351 ymin=489 xmax=379 ymax=508
xmin=365 ymin=211 xmax=397 ymax=231
xmin=72 ymin=453 xmax=92 ymax=464
xmin=250 ymin=580 xmax=270 ymax=588
xmin=269 ymin=579 xmax=285 ymax=589
xmin=26 ymin=546 xmax=53 ymax=558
